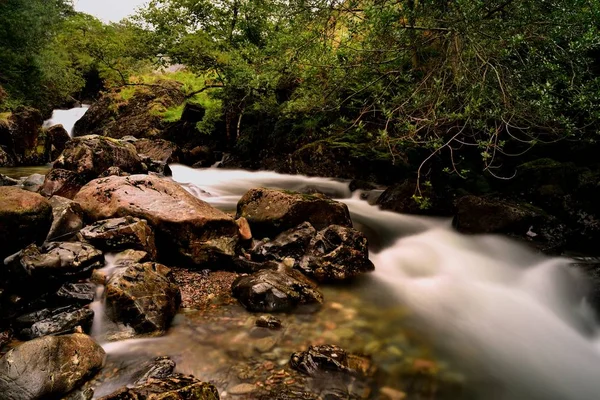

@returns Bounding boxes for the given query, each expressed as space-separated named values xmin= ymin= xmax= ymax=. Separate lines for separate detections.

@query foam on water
xmin=43 ymin=105 xmax=90 ymax=137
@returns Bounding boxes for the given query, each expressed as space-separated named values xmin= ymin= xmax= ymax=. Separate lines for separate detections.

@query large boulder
xmin=251 ymin=222 xmax=316 ymax=265
xmin=53 ymin=135 xmax=144 ymax=181
xmin=14 ymin=305 xmax=94 ymax=339
xmin=133 ymin=138 xmax=182 ymax=164
xmin=0 ymin=333 xmax=105 ymax=400
xmin=232 ymin=267 xmax=323 ymax=313
xmin=2 ymin=106 xmax=49 ymax=166
xmin=105 ymin=262 xmax=181 ymax=334
xmin=46 ymin=196 xmax=85 ymax=242
xmin=79 ymin=216 xmax=157 ymax=259
xmin=298 ymin=225 xmax=374 ymax=282
xmin=0 ymin=187 xmax=52 ymax=260
xmin=236 ymin=188 xmax=352 ymax=239
xmin=46 ymin=124 xmax=70 ymax=161
xmin=98 ymin=374 xmax=220 ymax=400
xmin=74 ymin=175 xmax=239 ymax=267
xmin=376 ymin=179 xmax=450 ymax=216
xmin=40 ymin=168 xmax=87 ymax=199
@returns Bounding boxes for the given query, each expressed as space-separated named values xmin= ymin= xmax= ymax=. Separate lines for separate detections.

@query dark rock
xmin=74 ymin=174 xmax=239 ymax=267
xmin=236 ymin=188 xmax=352 ymax=239
xmin=46 ymin=196 xmax=85 ymax=242
xmin=79 ymin=217 xmax=157 ymax=259
xmin=21 ymin=173 xmax=46 ymax=192
xmin=349 ymin=180 xmax=377 ymax=192
xmin=0 ymin=148 xmax=12 ymax=167
xmin=98 ymin=373 xmax=219 ymax=400
xmin=232 ymin=257 xmax=280 ymax=273
xmin=298 ymin=225 xmax=374 ymax=283
xmin=53 ymin=135 xmax=144 ymax=181
xmin=4 ymin=106 xmax=48 ymax=165
xmin=252 ymin=222 xmax=316 ymax=265
xmin=105 ymin=262 xmax=181 ymax=334
xmin=56 ymin=283 xmax=97 ymax=303
xmin=133 ymin=138 xmax=182 ymax=164
xmin=46 ymin=124 xmax=70 ymax=161
xmin=99 ymin=166 xmax=130 ymax=178
xmin=0 ymin=187 xmax=52 ymax=260
xmin=140 ymin=155 xmax=172 ymax=176
xmin=0 ymin=174 xmax=18 ymax=186
xmin=290 ymin=344 xmax=375 ymax=378
xmin=181 ymin=102 xmax=206 ymax=123
xmin=376 ymin=179 xmax=450 ymax=216
xmin=255 ymin=315 xmax=282 ymax=330
xmin=4 ymin=242 xmax=103 ymax=286
xmin=0 ymin=333 xmax=105 ymax=400
xmin=133 ymin=356 xmax=176 ymax=386
xmin=63 ymin=387 xmax=94 ymax=400
xmin=232 ymin=268 xmax=323 ymax=313
xmin=15 ymin=305 xmax=94 ymax=339
xmin=184 ymin=145 xmax=215 ymax=168
xmin=40 ymin=168 xmax=87 ymax=199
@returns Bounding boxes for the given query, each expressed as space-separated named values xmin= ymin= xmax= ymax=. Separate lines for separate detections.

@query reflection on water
xmin=0 ymin=165 xmax=51 ymax=178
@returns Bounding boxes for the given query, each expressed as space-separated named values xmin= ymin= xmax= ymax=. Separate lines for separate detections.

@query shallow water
xmin=0 ymin=165 xmax=51 ymax=178
xmin=86 ymin=164 xmax=600 ymax=399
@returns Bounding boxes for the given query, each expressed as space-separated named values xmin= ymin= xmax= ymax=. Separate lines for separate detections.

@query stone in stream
xmin=232 ymin=267 xmax=323 ymax=313
xmin=46 ymin=124 xmax=70 ymax=161
xmin=290 ymin=344 xmax=375 ymax=378
xmin=56 ymin=282 xmax=97 ymax=303
xmin=298 ymin=225 xmax=374 ymax=283
xmin=236 ymin=188 xmax=352 ymax=239
xmin=98 ymin=166 xmax=130 ymax=178
xmin=46 ymin=195 xmax=85 ymax=242
xmin=251 ymin=221 xmax=316 ymax=265
xmin=79 ymin=216 xmax=157 ymax=259
xmin=0 ymin=174 xmax=19 ymax=186
xmin=0 ymin=333 xmax=105 ymax=400
xmin=133 ymin=138 xmax=183 ymax=164
xmin=255 ymin=315 xmax=283 ymax=330
xmin=0 ymin=186 xmax=52 ymax=260
xmin=98 ymin=373 xmax=220 ymax=400
xmin=21 ymin=173 xmax=45 ymax=192
xmin=74 ymin=174 xmax=240 ymax=267
xmin=40 ymin=168 xmax=88 ymax=199
xmin=133 ymin=356 xmax=177 ymax=386
xmin=53 ymin=135 xmax=145 ymax=181
xmin=105 ymin=262 xmax=181 ymax=334
xmin=14 ymin=305 xmax=94 ymax=339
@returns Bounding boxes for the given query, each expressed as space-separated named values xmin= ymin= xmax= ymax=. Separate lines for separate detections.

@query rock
xmin=46 ymin=124 xmax=70 ymax=161
xmin=140 ymin=155 xmax=172 ymax=176
xmin=74 ymin=175 xmax=239 ymax=267
xmin=56 ymin=283 xmax=97 ymax=303
xmin=3 ymin=106 xmax=48 ymax=165
xmin=46 ymin=196 xmax=84 ymax=242
xmin=255 ymin=315 xmax=282 ymax=330
xmin=53 ymin=135 xmax=144 ymax=181
xmin=349 ymin=180 xmax=377 ymax=192
xmin=236 ymin=188 xmax=352 ymax=239
xmin=40 ymin=168 xmax=87 ymax=199
xmin=79 ymin=216 xmax=157 ymax=259
xmin=228 ymin=383 xmax=256 ymax=395
xmin=4 ymin=242 xmax=103 ymax=288
xmin=0 ymin=148 xmax=12 ymax=167
xmin=232 ymin=268 xmax=323 ymax=313
xmin=62 ymin=388 xmax=94 ymax=400
xmin=290 ymin=344 xmax=375 ymax=378
xmin=453 ymin=195 xmax=543 ymax=235
xmin=0 ymin=333 xmax=105 ymax=400
xmin=105 ymin=262 xmax=181 ymax=334
xmin=236 ymin=217 xmax=252 ymax=241
xmin=298 ymin=225 xmax=374 ymax=282
xmin=184 ymin=145 xmax=215 ymax=168
xmin=98 ymin=374 xmax=219 ymax=400
xmin=133 ymin=138 xmax=182 ymax=164
xmin=15 ymin=305 xmax=94 ymax=339
xmin=0 ymin=174 xmax=18 ymax=186
xmin=376 ymin=179 xmax=446 ymax=215
xmin=252 ymin=222 xmax=316 ymax=265
xmin=133 ymin=356 xmax=177 ymax=386
xmin=20 ymin=173 xmax=45 ymax=192
xmin=0 ymin=187 xmax=52 ymax=260
xmin=99 ymin=166 xmax=130 ymax=178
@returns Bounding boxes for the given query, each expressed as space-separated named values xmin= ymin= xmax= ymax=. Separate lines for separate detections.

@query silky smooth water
xmin=43 ymin=105 xmax=90 ymax=137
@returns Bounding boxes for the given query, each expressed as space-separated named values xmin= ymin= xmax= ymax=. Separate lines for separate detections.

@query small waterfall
xmin=43 ymin=105 xmax=90 ymax=137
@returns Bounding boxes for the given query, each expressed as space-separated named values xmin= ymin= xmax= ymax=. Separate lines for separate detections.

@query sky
xmin=74 ymin=0 xmax=148 ymax=22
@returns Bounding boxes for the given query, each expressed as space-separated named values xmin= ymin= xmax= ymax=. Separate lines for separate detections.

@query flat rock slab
xmin=74 ymin=174 xmax=239 ymax=267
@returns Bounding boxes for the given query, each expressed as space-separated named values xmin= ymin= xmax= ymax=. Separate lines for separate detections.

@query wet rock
xmin=79 ymin=216 xmax=157 ymax=259
xmin=46 ymin=124 xmax=70 ymax=161
xmin=376 ymin=179 xmax=449 ymax=216
xmin=0 ymin=148 xmax=12 ymax=167
xmin=15 ymin=305 xmax=94 ymax=339
xmin=99 ymin=166 xmax=130 ymax=178
xmin=140 ymin=155 xmax=172 ymax=176
xmin=63 ymin=387 xmax=94 ymax=400
xmin=133 ymin=356 xmax=177 ymax=386
xmin=236 ymin=217 xmax=252 ymax=241
xmin=0 ymin=174 xmax=18 ymax=186
xmin=290 ymin=344 xmax=375 ymax=378
xmin=0 ymin=333 xmax=105 ymax=400
xmin=3 ymin=106 xmax=47 ymax=166
xmin=98 ymin=374 xmax=219 ymax=400
xmin=133 ymin=138 xmax=182 ymax=164
xmin=105 ymin=262 xmax=181 ymax=334
xmin=56 ymin=283 xmax=97 ymax=303
xmin=4 ymin=242 xmax=103 ymax=286
xmin=184 ymin=145 xmax=215 ymax=168
xmin=298 ymin=225 xmax=374 ymax=283
xmin=53 ymin=135 xmax=144 ymax=181
xmin=46 ymin=196 xmax=85 ymax=242
xmin=40 ymin=168 xmax=87 ymax=199
xmin=236 ymin=188 xmax=352 ymax=239
xmin=74 ymin=174 xmax=239 ymax=267
xmin=20 ymin=173 xmax=45 ymax=192
xmin=232 ymin=268 xmax=323 ymax=313
xmin=0 ymin=186 xmax=52 ymax=260
xmin=255 ymin=315 xmax=282 ymax=330
xmin=252 ymin=222 xmax=316 ymax=265
xmin=349 ymin=180 xmax=377 ymax=192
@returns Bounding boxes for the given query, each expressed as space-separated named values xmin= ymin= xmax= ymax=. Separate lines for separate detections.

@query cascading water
xmin=43 ymin=105 xmax=90 ymax=137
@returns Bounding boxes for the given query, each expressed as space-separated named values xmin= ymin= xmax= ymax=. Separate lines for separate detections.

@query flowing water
xmin=43 ymin=105 xmax=90 ymax=137
xmin=85 ymin=164 xmax=600 ymax=399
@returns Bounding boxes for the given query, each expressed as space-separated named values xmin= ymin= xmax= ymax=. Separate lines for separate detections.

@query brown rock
xmin=46 ymin=195 xmax=84 ymax=241
xmin=46 ymin=124 xmax=70 ymax=161
xmin=98 ymin=374 xmax=219 ymax=400
xmin=236 ymin=217 xmax=252 ymax=241
xmin=134 ymin=138 xmax=182 ymax=164
xmin=74 ymin=174 xmax=239 ymax=267
xmin=40 ymin=168 xmax=87 ymax=199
